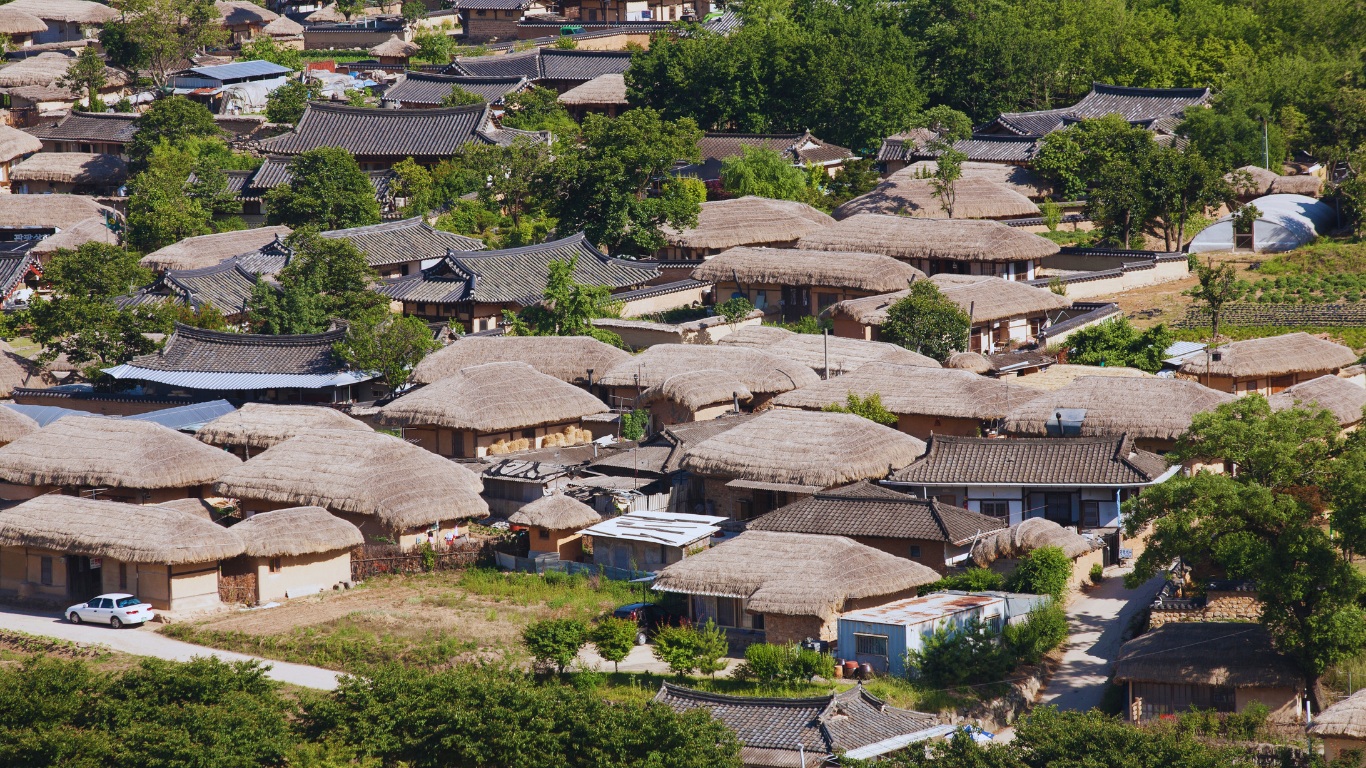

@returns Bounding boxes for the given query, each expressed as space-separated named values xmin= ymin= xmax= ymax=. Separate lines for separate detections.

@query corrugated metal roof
xmin=840 ymin=592 xmax=1004 ymax=626
xmin=103 ymin=365 xmax=374 ymax=391
xmin=126 ymin=399 xmax=237 ymax=432
xmin=579 ymin=511 xmax=725 ymax=547
xmin=3 ymin=403 xmax=99 ymax=427
xmin=188 ymin=60 xmax=294 ymax=80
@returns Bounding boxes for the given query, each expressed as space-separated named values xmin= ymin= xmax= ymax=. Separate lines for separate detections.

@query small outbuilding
xmin=837 ymin=592 xmax=1010 ymax=677
xmin=412 ymin=334 xmax=631 ymax=387
xmin=1177 ymin=332 xmax=1357 ymax=396
xmin=508 ymin=493 xmax=601 ymax=561
xmin=597 ymin=344 xmax=819 ymax=413
xmin=717 ymin=326 xmax=938 ymax=377
xmin=1268 ymin=374 xmax=1366 ymax=431
xmin=369 ymin=35 xmax=419 ymax=65
xmin=225 ymin=506 xmax=363 ymax=604
xmin=0 ymin=406 xmax=39 ymax=447
xmin=0 ymin=125 xmax=42 ymax=192
xmin=139 ymin=226 xmax=292 ymax=272
xmin=196 ymin=402 xmax=374 ymax=457
xmin=11 ymin=152 xmax=127 ymax=195
xmin=1309 ymin=687 xmax=1366 ymax=762
xmin=658 ymin=196 xmax=835 ymax=264
xmin=639 ymin=369 xmax=752 ymax=426
xmin=579 ymin=511 xmax=725 ymax=573
xmin=557 ymin=73 xmax=628 ymax=120
xmin=1188 ymin=194 xmax=1335 ymax=254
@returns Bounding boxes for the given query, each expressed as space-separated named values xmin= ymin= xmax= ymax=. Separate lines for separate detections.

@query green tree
xmin=334 ymin=313 xmax=439 ymax=392
xmin=1065 ymin=317 xmax=1172 ymax=373
xmin=714 ymin=296 xmax=754 ymax=330
xmin=589 ymin=617 xmax=638 ymax=673
xmin=651 ymin=621 xmax=729 ymax=678
xmin=1087 ymin=158 xmax=1149 ymax=248
xmin=501 ymin=257 xmax=623 ymax=346
xmin=265 ymin=80 xmax=321 ymax=124
xmin=826 ymin=157 xmax=880 ymax=207
xmin=718 ymin=145 xmax=810 ymax=202
xmin=879 ymin=280 xmax=970 ymax=362
xmin=1004 ymin=546 xmax=1073 ymax=600
xmin=239 ymin=34 xmax=303 ymax=70
xmin=822 ymin=392 xmax=897 ymax=426
xmin=126 ymin=142 xmax=214 ymax=252
xmin=693 ymin=619 xmax=730 ymax=679
xmin=911 ymin=105 xmax=974 ymax=142
xmin=1342 ymin=174 xmax=1366 ymax=239
xmin=441 ymin=85 xmax=485 ymax=107
xmin=929 ymin=146 xmax=967 ymax=217
xmin=266 ymin=147 xmax=382 ymax=231
xmin=521 ymin=618 xmax=589 ymax=674
xmin=127 ymin=96 xmax=222 ymax=173
xmin=546 ymin=109 xmax=704 ymax=256
xmin=500 ymin=86 xmax=578 ymax=135
xmin=1180 ymin=94 xmax=1290 ymax=172
xmin=390 ymin=157 xmax=434 ymax=215
xmin=401 ymin=0 xmax=426 ymax=23
xmin=413 ymin=30 xmax=453 ymax=64
xmin=58 ymin=46 xmax=106 ymax=113
xmin=1143 ymin=146 xmax=1231 ymax=251
xmin=619 ymin=408 xmax=649 ymax=440
xmin=107 ymin=0 xmax=228 ymax=90
xmin=336 ymin=0 xmax=367 ymax=19
xmin=1032 ymin=115 xmax=1157 ymax=201
xmin=1184 ymin=259 xmax=1238 ymax=347
xmin=247 ymin=231 xmax=385 ymax=334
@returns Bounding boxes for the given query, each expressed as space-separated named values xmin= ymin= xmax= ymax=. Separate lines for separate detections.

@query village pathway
xmin=1033 ymin=567 xmax=1165 ymax=713
xmin=0 ymin=606 xmax=342 ymax=690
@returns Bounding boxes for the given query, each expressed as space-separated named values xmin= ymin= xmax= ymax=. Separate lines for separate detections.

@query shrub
xmin=590 ymin=617 xmax=638 ymax=673
xmin=1041 ymin=199 xmax=1062 ymax=231
xmin=1089 ymin=562 xmax=1105 ymax=585
xmin=1002 ymin=602 xmax=1069 ymax=665
xmin=715 ymin=296 xmax=753 ymax=327
xmin=522 ymin=618 xmax=589 ymax=674
xmin=651 ymin=620 xmax=730 ymax=678
xmin=620 ymin=408 xmax=649 ymax=441
xmin=907 ymin=619 xmax=1011 ymax=687
xmin=735 ymin=643 xmax=835 ymax=684
xmin=1005 ymin=546 xmax=1073 ymax=600
xmin=922 ymin=568 xmax=1005 ymax=594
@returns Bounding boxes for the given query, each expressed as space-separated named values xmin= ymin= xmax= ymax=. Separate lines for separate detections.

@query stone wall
xmin=1149 ymin=589 xmax=1262 ymax=627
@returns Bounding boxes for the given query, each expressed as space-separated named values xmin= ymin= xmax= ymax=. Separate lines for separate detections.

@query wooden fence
xmin=218 ymin=572 xmax=256 ymax=605
xmin=349 ymin=541 xmax=489 ymax=581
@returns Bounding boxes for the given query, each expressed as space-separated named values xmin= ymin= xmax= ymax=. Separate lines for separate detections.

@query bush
xmin=620 ymin=408 xmax=649 ymax=441
xmin=1002 ymin=602 xmax=1069 ymax=665
xmin=651 ymin=620 xmax=730 ymax=678
xmin=735 ymin=643 xmax=835 ymax=684
xmin=922 ymin=568 xmax=1005 ymax=594
xmin=590 ymin=617 xmax=638 ymax=673
xmin=1089 ymin=562 xmax=1105 ymax=585
xmin=522 ymin=618 xmax=589 ymax=673
xmin=1005 ymin=546 xmax=1074 ymax=600
xmin=907 ymin=618 xmax=1011 ymax=687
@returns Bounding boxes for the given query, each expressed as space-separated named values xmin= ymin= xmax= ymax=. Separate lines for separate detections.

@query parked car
xmin=66 ymin=594 xmax=155 ymax=628
xmin=613 ymin=602 xmax=680 ymax=644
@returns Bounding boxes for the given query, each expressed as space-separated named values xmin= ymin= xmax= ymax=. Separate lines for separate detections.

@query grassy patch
xmin=1256 ymin=239 xmax=1366 ymax=276
xmin=1324 ymin=651 xmax=1366 ymax=697
xmin=1171 ymin=325 xmax=1366 ymax=351
xmin=585 ymin=671 xmax=966 ymax=712
xmin=454 ymin=568 xmax=648 ymax=613
xmin=1039 ymin=228 xmax=1101 ymax=246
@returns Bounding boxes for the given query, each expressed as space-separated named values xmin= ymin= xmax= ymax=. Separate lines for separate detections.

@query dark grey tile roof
xmin=701 ymin=7 xmax=743 ymax=34
xmin=890 ymin=434 xmax=1170 ymax=486
xmin=258 ymin=102 xmax=493 ymax=159
xmin=653 ymin=683 xmax=938 ymax=757
xmin=539 ymin=49 xmax=632 ymax=82
xmin=320 ymin=217 xmax=484 ymax=268
xmin=448 ymin=50 xmax=543 ymax=79
xmin=29 ymin=112 xmax=139 ymax=144
xmin=590 ymin=414 xmax=757 ymax=475
xmin=927 ymin=136 xmax=1041 ymax=163
xmin=159 ymin=259 xmax=264 ymax=316
xmin=239 ymin=156 xmax=397 ymax=207
xmin=748 ymin=480 xmax=1005 ymax=545
xmin=681 ymin=132 xmax=853 ymax=179
xmin=0 ymin=252 xmax=39 ymax=298
xmin=449 ymin=0 xmax=534 ymax=9
xmin=381 ymin=71 xmax=529 ymax=106
xmin=127 ymin=324 xmax=348 ymax=375
xmin=976 ymin=84 xmax=1210 ymax=139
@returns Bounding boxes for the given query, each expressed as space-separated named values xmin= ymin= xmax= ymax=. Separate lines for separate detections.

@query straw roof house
xmin=0 ymin=52 xmax=128 ymax=90
xmin=6 ymin=0 xmax=120 ymax=24
xmin=968 ymin=517 xmax=1098 ymax=566
xmin=0 ymin=495 xmax=243 ymax=565
xmin=0 ymin=125 xmax=42 ymax=163
xmin=215 ymin=0 xmax=278 ymax=25
xmin=897 ymin=160 xmax=1050 ymax=199
xmin=1229 ymin=165 xmax=1323 ymax=197
xmin=682 ymin=409 xmax=926 ymax=490
xmin=304 ymin=3 xmax=347 ymax=21
xmin=1311 ymin=688 xmax=1366 ymax=759
xmin=0 ymin=416 xmax=242 ymax=496
xmin=640 ymin=369 xmax=752 ymax=415
xmin=661 ymin=196 xmax=834 ymax=255
xmin=139 ymin=226 xmax=292 ymax=272
xmin=0 ymin=193 xmax=112 ymax=228
xmin=1009 ymin=363 xmax=1153 ymax=392
xmin=212 ymin=431 xmax=489 ymax=543
xmin=0 ymin=5 xmax=47 ymax=36
xmin=196 ymin=403 xmax=373 ymax=453
xmin=412 ymin=335 xmax=631 ymax=387
xmin=832 ymin=175 xmax=1040 ymax=221
xmin=0 ymin=407 xmax=39 ymax=447
xmin=1268 ymin=374 xmax=1366 ymax=428
xmin=379 ymin=361 xmax=609 ymax=433
xmin=261 ymin=14 xmax=304 ymax=36
xmin=946 ymin=352 xmax=991 ymax=374
xmin=1177 ymin=332 xmax=1356 ymax=394
xmin=29 ymin=215 xmax=117 ymax=257
xmin=717 ymin=326 xmax=939 ymax=376
xmin=832 ymin=275 xmax=1068 ymax=329
xmin=11 ymin=152 xmax=127 ymax=189
xmin=691 ymin=247 xmax=924 ymax=294
xmin=1005 ymin=376 xmax=1235 ymax=446
xmin=598 ymin=344 xmax=819 ymax=402
xmin=370 ymin=35 xmax=419 ymax=60
xmin=508 ymin=493 xmax=601 ymax=531
xmin=797 ymin=214 xmax=1060 ymax=266
xmin=231 ymin=506 xmax=364 ymax=558
xmin=652 ymin=530 xmax=941 ymax=642
xmin=557 ymin=73 xmax=627 ymax=107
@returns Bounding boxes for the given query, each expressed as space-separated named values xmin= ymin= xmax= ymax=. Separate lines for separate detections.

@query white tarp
xmin=219 ymin=76 xmax=289 ymax=115
xmin=1188 ymin=193 xmax=1336 ymax=254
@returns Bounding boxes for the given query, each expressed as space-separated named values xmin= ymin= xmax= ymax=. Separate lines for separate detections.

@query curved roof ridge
xmin=302 ymin=100 xmax=487 ymax=117
xmin=169 ymin=322 xmax=345 ymax=345
xmin=1088 ymin=82 xmax=1211 ymax=97
xmin=656 ymin=681 xmax=836 ymax=708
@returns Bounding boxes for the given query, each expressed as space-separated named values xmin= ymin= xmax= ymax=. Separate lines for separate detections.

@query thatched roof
xmin=1178 ymin=332 xmax=1357 ymax=378
xmin=664 ymin=196 xmax=834 ymax=250
xmin=717 ymin=326 xmax=939 ymax=375
xmin=0 ymin=495 xmax=244 ymax=564
xmin=946 ymin=352 xmax=991 ymax=374
xmin=0 ymin=193 xmax=113 ymax=228
xmin=370 ymin=35 xmax=419 ymax=58
xmin=196 ymin=402 xmax=373 ymax=451
xmin=0 ymin=5 xmax=47 ymax=35
xmin=558 ymin=73 xmax=627 ymax=106
xmin=156 ymin=496 xmax=221 ymax=519
xmin=599 ymin=343 xmax=819 ymax=396
xmin=29 ymin=215 xmax=117 ymax=256
xmin=1113 ymin=622 xmax=1302 ymax=688
xmin=0 ymin=52 xmax=128 ymax=89
xmin=652 ymin=530 xmax=940 ymax=620
xmin=1311 ymin=688 xmax=1366 ymax=740
xmin=681 ymin=409 xmax=926 ymax=487
xmin=691 ymin=247 xmax=923 ymax=294
xmin=0 ymin=416 xmax=242 ymax=489
xmin=212 ymin=431 xmax=488 ymax=530
xmin=139 ymin=226 xmax=291 ymax=272
xmin=830 ymin=274 xmax=1068 ymax=329
xmin=1268 ymin=374 xmax=1366 ymax=426
xmin=969 ymin=517 xmax=1098 ymax=566
xmin=1005 ymin=376 xmax=1235 ymax=441
xmin=6 ymin=0 xmax=119 ymax=24
xmin=773 ymin=362 xmax=1034 ymax=420
xmin=833 ymin=176 xmax=1040 ymax=221
xmin=11 ymin=152 xmax=126 ymax=185
xmin=413 ymin=335 xmax=631 ymax=386
xmin=0 ymin=125 xmax=42 ymax=163
xmin=507 ymin=492 xmax=601 ymax=530
xmin=305 ymin=3 xmax=347 ymax=21
xmin=232 ymin=506 xmax=364 ymax=557
xmin=898 ymin=161 xmax=1050 ymax=199
xmin=378 ymin=361 xmax=609 ymax=431
xmin=1010 ymin=363 xmax=1153 ymax=392
xmin=216 ymin=0 xmax=278 ymax=25
xmin=641 ymin=369 xmax=753 ymax=411
xmin=261 ymin=14 xmax=304 ymax=35
xmin=1229 ymin=165 xmax=1323 ymax=197
xmin=797 ymin=214 xmax=1060 ymax=264
xmin=0 ymin=406 xmax=39 ymax=447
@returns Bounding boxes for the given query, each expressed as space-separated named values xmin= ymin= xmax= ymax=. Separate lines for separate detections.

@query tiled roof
xmin=448 ymin=0 xmax=534 ymax=7
xmin=157 ymin=260 xmax=263 ymax=316
xmin=319 ymin=217 xmax=484 ymax=268
xmin=890 ymin=434 xmax=1170 ymax=486
xmin=926 ymin=136 xmax=1041 ymax=163
xmin=680 ymin=131 xmax=853 ymax=180
xmin=975 ymin=84 xmax=1210 ymax=140
xmin=29 ymin=112 xmax=138 ymax=144
xmin=381 ymin=71 xmax=529 ymax=105
xmin=239 ymin=156 xmax=397 ymax=205
xmin=447 ymin=48 xmax=633 ymax=85
xmin=448 ymin=49 xmax=543 ymax=79
xmin=125 ymin=323 xmax=348 ymax=375
xmin=748 ymin=480 xmax=1005 ymax=545
xmin=0 ymin=252 xmax=39 ymax=299
xmin=259 ymin=102 xmax=493 ymax=159
xmin=701 ymin=7 xmax=743 ymax=34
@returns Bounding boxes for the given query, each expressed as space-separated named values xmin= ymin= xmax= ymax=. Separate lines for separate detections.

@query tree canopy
xmin=502 ymin=257 xmax=625 ymax=347
xmin=1064 ymin=317 xmax=1172 ymax=373
xmin=266 ymin=148 xmax=382 ymax=231
xmin=879 ymin=280 xmax=970 ymax=362
xmin=247 ymin=230 xmax=386 ymax=334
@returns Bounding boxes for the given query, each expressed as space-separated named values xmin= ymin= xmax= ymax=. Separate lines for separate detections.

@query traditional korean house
xmin=0 ymin=252 xmax=42 ymax=306
xmin=446 ymin=48 xmax=633 ymax=93
xmin=412 ymin=334 xmax=631 ymax=387
xmin=103 ymin=324 xmax=381 ymax=405
xmin=639 ymin=370 xmax=751 ymax=427
xmin=773 ymin=363 xmax=1032 ymax=439
xmin=1008 ymin=362 xmax=1153 ymax=392
xmin=118 ymin=247 xmax=293 ymax=323
xmin=556 ymin=0 xmax=687 ymax=23
xmin=223 ymin=506 xmax=363 ymax=603
xmin=0 ymin=416 xmax=242 ymax=503
xmin=1177 ymin=332 xmax=1358 ymax=396
xmin=4 ymin=0 xmax=119 ymax=44
xmin=655 ymin=196 xmax=834 ymax=268
xmin=215 ymin=0 xmax=282 ymax=42
xmin=798 ymin=214 xmax=1058 ymax=282
xmin=1310 ymin=688 xmax=1366 ymax=761
xmin=140 ymin=226 xmax=292 ymax=272
xmin=0 ymin=5 xmax=49 ymax=49
xmin=676 ymin=132 xmax=853 ymax=184
xmin=196 ymin=402 xmax=374 ymax=458
xmin=717 ymin=326 xmax=939 ymax=377
xmin=580 ymin=510 xmax=725 ymax=573
xmin=588 ymin=414 xmax=756 ymax=509
xmin=375 ymin=233 xmax=657 ymax=330
xmin=0 ymin=407 xmax=39 ymax=446
xmin=681 ymin=409 xmax=925 ymax=521
xmin=1268 ymin=374 xmax=1366 ymax=432
xmin=319 ymin=216 xmax=483 ymax=279
xmin=653 ymin=530 xmax=939 ymax=644
xmin=558 ymin=73 xmax=627 ymax=120
xmin=596 ymin=344 xmax=818 ymax=413
xmin=833 ymin=174 xmax=1040 ymax=221
xmin=213 ymin=430 xmax=490 ymax=549
xmin=0 ymin=126 xmax=41 ymax=191
xmin=380 ymin=71 xmax=530 ymax=108
xmin=449 ymin=0 xmax=548 ymax=41
xmin=29 ymin=112 xmax=137 ymax=156
xmin=0 ymin=495 xmax=243 ymax=613
xmin=378 ymin=361 xmax=610 ymax=458
xmin=966 ymin=517 xmax=1104 ymax=587
xmin=691 ymin=247 xmax=924 ymax=323
xmin=747 ymin=481 xmax=1005 ymax=573
xmin=507 ymin=492 xmax=601 ymax=561
xmin=368 ymin=35 xmax=419 ymax=65
xmin=1228 ymin=164 xmax=1322 ymax=199
xmin=0 ymin=195 xmax=117 ymax=259
xmin=10 ymin=152 xmax=127 ymax=195
xmin=0 ymin=52 xmax=129 ymax=110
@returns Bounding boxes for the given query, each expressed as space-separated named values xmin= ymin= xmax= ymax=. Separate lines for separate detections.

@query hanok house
xmin=0 ymin=126 xmax=41 ymax=192
xmin=557 ymin=0 xmax=686 ymax=23
xmin=4 ymin=0 xmax=119 ymax=44
xmin=1004 ymin=375 xmax=1236 ymax=452
xmin=10 ymin=152 xmax=127 ymax=195
xmin=0 ymin=495 xmax=243 ymax=613
xmin=507 ymin=492 xmax=601 ymax=561
xmin=1114 ymin=622 xmax=1304 ymax=722
xmin=833 ymin=174 xmax=1040 ymax=222
xmin=748 ymin=481 xmax=1005 ymax=573
xmin=102 ymin=324 xmax=382 ymax=405
xmin=378 ymin=361 xmax=611 ymax=458
xmin=412 ymin=334 xmax=631 ymax=388
xmin=595 ymin=343 xmax=819 ymax=414
xmin=1177 ymin=332 xmax=1358 ymax=396
xmin=639 ymin=370 xmax=754 ymax=427
xmin=579 ymin=510 xmax=726 ymax=573
xmin=0 ymin=52 xmax=128 ymax=108
xmin=222 ymin=506 xmax=363 ymax=603
xmin=368 ymin=35 xmax=420 ymax=66
xmin=558 ymin=73 xmax=628 ymax=120
xmin=772 ymin=363 xmax=1033 ymax=440
xmin=1309 ymin=687 xmax=1366 ymax=762
xmin=215 ymin=0 xmax=282 ymax=42
xmin=681 ymin=409 xmax=926 ymax=521
xmin=376 ymin=233 xmax=658 ymax=331
xmin=1269 ymin=375 xmax=1366 ymax=432
xmin=1228 ymin=164 xmax=1323 ymax=199
xmin=691 ymin=247 xmax=925 ymax=323
xmin=798 ymin=213 xmax=1059 ymax=282
xmin=0 ymin=194 xmax=116 ymax=260
xmin=139 ymin=226 xmax=292 ymax=273
xmin=0 ymin=5 xmax=49 ymax=49
xmin=1008 ymin=362 xmax=1154 ymax=393
xmin=655 ymin=196 xmax=834 ymax=270
xmin=654 ymin=683 xmax=945 ymax=768
xmin=29 ymin=112 xmax=137 ymax=156
xmin=676 ymin=132 xmax=854 ymax=186
xmin=212 ymin=430 xmax=490 ymax=550
xmin=320 ymin=216 xmax=484 ymax=279
xmin=718 ymin=326 xmax=940 ymax=378
xmin=0 ymin=416 xmax=242 ymax=503
xmin=118 ymin=248 xmax=291 ymax=323
xmin=380 ymin=71 xmax=531 ymax=108
xmin=0 ymin=407 xmax=39 ymax=448
xmin=449 ymin=0 xmax=547 ymax=41
xmin=653 ymin=530 xmax=940 ymax=645
xmin=196 ymin=402 xmax=374 ymax=458
xmin=448 ymin=48 xmax=633 ymax=94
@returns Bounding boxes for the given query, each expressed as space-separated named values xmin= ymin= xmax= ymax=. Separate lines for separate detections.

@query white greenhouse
xmin=1188 ymin=194 xmax=1336 ymax=254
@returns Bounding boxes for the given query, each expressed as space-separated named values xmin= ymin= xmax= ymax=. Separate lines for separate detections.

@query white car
xmin=66 ymin=593 xmax=155 ymax=628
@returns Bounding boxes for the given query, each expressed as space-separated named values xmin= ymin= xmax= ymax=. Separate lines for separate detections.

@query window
xmin=269 ymin=557 xmax=282 ymax=573
xmin=854 ymin=633 xmax=889 ymax=657
xmin=754 ymin=290 xmax=767 ymax=309
xmin=118 ymin=562 xmax=127 ymax=590
xmin=39 ymin=556 xmax=52 ymax=586
xmin=716 ymin=596 xmax=737 ymax=627
xmin=538 ymin=528 xmax=550 ymax=539
xmin=736 ymin=498 xmax=753 ymax=520
xmin=909 ymin=545 xmax=922 ymax=558
xmin=979 ymin=501 xmax=1010 ymax=519
xmin=521 ymin=429 xmax=537 ymax=439
xmin=817 ymin=292 xmax=838 ymax=312
xmin=1082 ymin=500 xmax=1101 ymax=528
xmin=936 ymin=494 xmax=958 ymax=507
